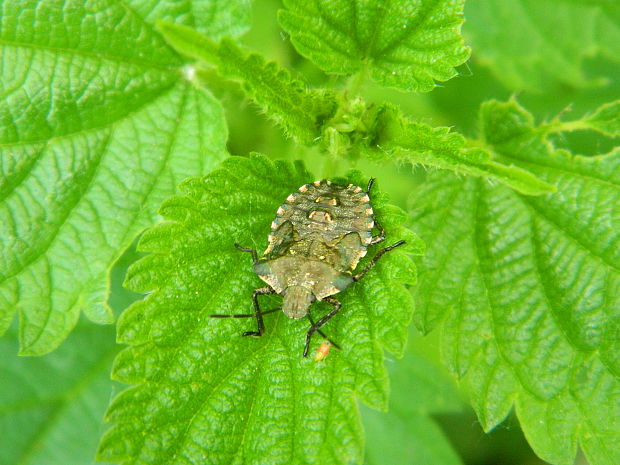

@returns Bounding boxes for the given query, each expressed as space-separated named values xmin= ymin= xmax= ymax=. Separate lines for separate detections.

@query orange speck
xmin=314 ymin=341 xmax=332 ymax=362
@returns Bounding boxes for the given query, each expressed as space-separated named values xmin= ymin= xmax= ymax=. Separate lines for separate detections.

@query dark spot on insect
xmin=210 ymin=178 xmax=406 ymax=357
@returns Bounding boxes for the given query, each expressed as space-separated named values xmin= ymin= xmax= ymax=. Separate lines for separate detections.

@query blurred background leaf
xmin=463 ymin=0 xmax=620 ymax=92
xmin=0 ymin=244 xmax=141 ymax=465
xmin=0 ymin=322 xmax=117 ymax=465
xmin=362 ymin=330 xmax=466 ymax=465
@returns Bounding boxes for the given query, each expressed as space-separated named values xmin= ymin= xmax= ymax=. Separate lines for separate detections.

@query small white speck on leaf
xmin=182 ymin=65 xmax=196 ymax=81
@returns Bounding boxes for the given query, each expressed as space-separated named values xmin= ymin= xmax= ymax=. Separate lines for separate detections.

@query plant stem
xmin=346 ymin=66 xmax=369 ymax=96
xmin=322 ymin=153 xmax=341 ymax=178
xmin=542 ymin=120 xmax=590 ymax=134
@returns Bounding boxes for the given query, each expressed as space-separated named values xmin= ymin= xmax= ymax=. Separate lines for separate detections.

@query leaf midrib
xmin=172 ymin=313 xmax=284 ymax=463
xmin=0 ymin=82 xmax=183 ymax=288
xmin=471 ymin=182 xmax=546 ymax=401
xmin=0 ymin=80 xmax=179 ymax=149
xmin=519 ymin=196 xmax=620 ymax=273
xmin=0 ymin=38 xmax=178 ymax=72
xmin=373 ymin=0 xmax=445 ymax=58
xmin=498 ymin=152 xmax=620 ymax=190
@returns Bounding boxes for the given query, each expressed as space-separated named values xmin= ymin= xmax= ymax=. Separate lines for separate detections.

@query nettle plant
xmin=1 ymin=1 xmax=619 ymax=465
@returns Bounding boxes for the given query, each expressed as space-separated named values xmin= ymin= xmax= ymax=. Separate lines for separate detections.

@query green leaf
xmin=152 ymin=22 xmax=550 ymax=198
xmin=125 ymin=0 xmax=251 ymax=38
xmin=366 ymin=104 xmax=556 ymax=195
xmin=464 ymin=0 xmax=620 ymax=91
xmin=279 ymin=0 xmax=470 ymax=92
xmin=0 ymin=323 xmax=117 ymax=465
xmin=156 ymin=21 xmax=337 ymax=144
xmin=583 ymin=100 xmax=620 ymax=137
xmin=410 ymin=100 xmax=620 ymax=465
xmin=0 ymin=0 xmax=250 ymax=354
xmin=362 ymin=344 xmax=465 ymax=465
xmin=97 ymin=154 xmax=420 ymax=465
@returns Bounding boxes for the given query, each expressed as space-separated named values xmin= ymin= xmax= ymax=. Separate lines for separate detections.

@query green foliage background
xmin=1 ymin=0 xmax=618 ymax=464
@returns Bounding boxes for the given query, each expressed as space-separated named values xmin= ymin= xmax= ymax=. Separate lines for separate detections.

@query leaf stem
xmin=322 ymin=154 xmax=341 ymax=178
xmin=346 ymin=66 xmax=369 ymax=96
xmin=540 ymin=119 xmax=590 ymax=134
xmin=465 ymin=137 xmax=496 ymax=154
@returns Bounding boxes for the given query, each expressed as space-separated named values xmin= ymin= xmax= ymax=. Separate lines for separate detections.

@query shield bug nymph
xmin=210 ymin=178 xmax=405 ymax=357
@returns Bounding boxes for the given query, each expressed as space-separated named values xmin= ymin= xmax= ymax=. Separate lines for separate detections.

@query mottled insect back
xmin=211 ymin=178 xmax=405 ymax=357
xmin=265 ymin=180 xmax=374 ymax=263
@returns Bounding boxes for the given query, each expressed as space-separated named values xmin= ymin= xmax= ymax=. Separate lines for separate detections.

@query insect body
xmin=211 ymin=178 xmax=405 ymax=357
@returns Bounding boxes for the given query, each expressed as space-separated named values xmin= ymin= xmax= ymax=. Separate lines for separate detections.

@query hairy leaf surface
xmin=465 ymin=0 xmax=620 ymax=91
xmin=157 ymin=22 xmax=337 ymax=144
xmin=156 ymin=21 xmax=554 ymax=200
xmin=97 ymin=155 xmax=420 ymax=465
xmin=410 ymin=100 xmax=620 ymax=465
xmin=0 ymin=0 xmax=249 ymax=354
xmin=279 ymin=0 xmax=470 ymax=92
xmin=366 ymin=105 xmax=555 ymax=195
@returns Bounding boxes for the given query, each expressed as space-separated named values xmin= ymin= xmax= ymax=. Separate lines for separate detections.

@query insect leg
xmin=353 ymin=240 xmax=406 ymax=282
xmin=365 ymin=178 xmax=386 ymax=245
xmin=370 ymin=219 xmax=386 ymax=245
xmin=234 ymin=243 xmax=258 ymax=263
xmin=304 ymin=296 xmax=341 ymax=357
xmin=242 ymin=286 xmax=276 ymax=337
xmin=210 ymin=307 xmax=280 ymax=318
xmin=306 ymin=313 xmax=341 ymax=350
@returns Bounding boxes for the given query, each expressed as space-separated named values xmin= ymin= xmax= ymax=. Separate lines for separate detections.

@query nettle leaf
xmin=0 ymin=0 xmax=250 ymax=354
xmin=279 ymin=0 xmax=470 ymax=92
xmin=0 ymin=323 xmax=117 ymax=465
xmin=582 ymin=100 xmax=620 ymax=137
xmin=125 ymin=0 xmax=251 ymax=39
xmin=410 ymin=100 xmax=620 ymax=465
xmin=465 ymin=0 xmax=620 ymax=91
xmin=97 ymin=154 xmax=420 ymax=465
xmin=157 ymin=22 xmax=337 ymax=144
xmin=366 ymin=104 xmax=555 ymax=195
xmin=156 ymin=19 xmax=552 ymax=200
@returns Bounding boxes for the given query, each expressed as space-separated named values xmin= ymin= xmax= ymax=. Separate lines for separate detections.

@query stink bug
xmin=211 ymin=178 xmax=405 ymax=357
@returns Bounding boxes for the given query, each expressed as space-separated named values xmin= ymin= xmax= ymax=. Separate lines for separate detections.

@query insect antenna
xmin=210 ymin=307 xmax=281 ymax=318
